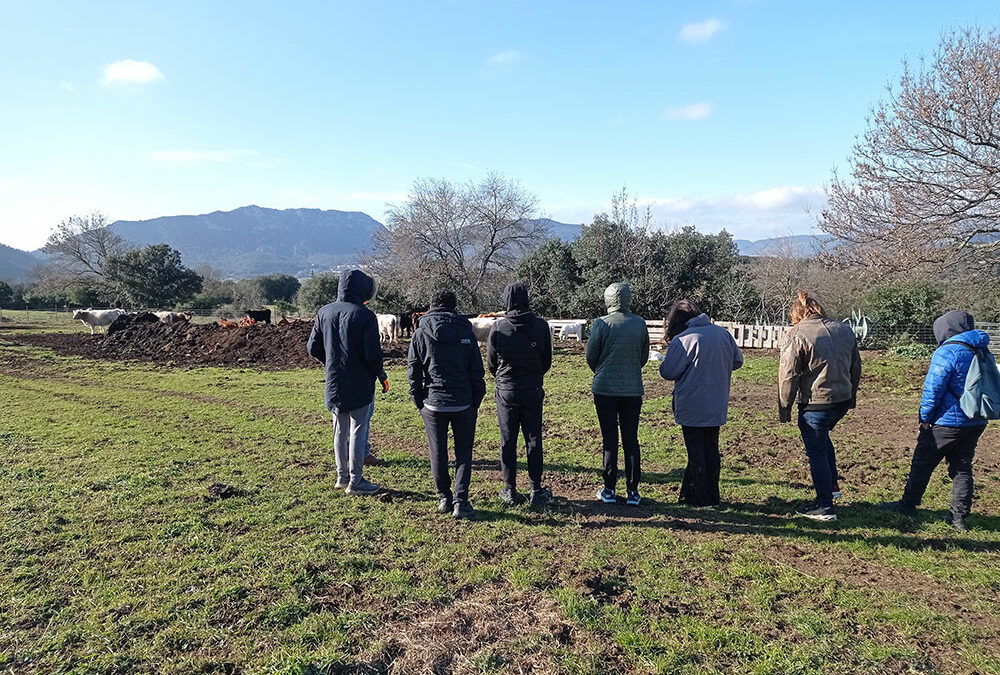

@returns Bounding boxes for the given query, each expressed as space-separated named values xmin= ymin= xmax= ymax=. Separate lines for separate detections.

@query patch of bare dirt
xmin=3 ymin=320 xmax=408 ymax=369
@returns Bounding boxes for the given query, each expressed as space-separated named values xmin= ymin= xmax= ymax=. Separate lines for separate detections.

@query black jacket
xmin=486 ymin=283 xmax=552 ymax=391
xmin=306 ymin=270 xmax=384 ymax=412
xmin=407 ymin=307 xmax=486 ymax=410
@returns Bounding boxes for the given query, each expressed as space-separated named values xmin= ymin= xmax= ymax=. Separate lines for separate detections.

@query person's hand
xmin=919 ymin=421 xmax=932 ymax=431
xmin=381 ymin=378 xmax=389 ymax=393
xmin=778 ymin=409 xmax=792 ymax=424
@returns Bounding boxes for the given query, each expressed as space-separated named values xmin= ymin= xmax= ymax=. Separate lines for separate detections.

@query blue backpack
xmin=953 ymin=342 xmax=1000 ymax=421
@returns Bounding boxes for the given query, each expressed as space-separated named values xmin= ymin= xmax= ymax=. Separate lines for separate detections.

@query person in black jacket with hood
xmin=306 ymin=269 xmax=384 ymax=496
xmin=407 ymin=289 xmax=487 ymax=519
xmin=486 ymin=282 xmax=553 ymax=506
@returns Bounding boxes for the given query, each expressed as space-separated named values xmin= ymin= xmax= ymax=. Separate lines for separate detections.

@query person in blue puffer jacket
xmin=881 ymin=310 xmax=991 ymax=531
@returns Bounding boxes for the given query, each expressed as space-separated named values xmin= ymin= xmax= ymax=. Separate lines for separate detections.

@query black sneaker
xmin=529 ymin=487 xmax=552 ymax=507
xmin=626 ymin=490 xmax=641 ymax=506
xmin=498 ymin=486 xmax=520 ymax=505
xmin=879 ymin=500 xmax=916 ymax=515
xmin=452 ymin=501 xmax=474 ymax=520
xmin=944 ymin=512 xmax=969 ymax=532
xmin=596 ymin=487 xmax=616 ymax=504
xmin=437 ymin=496 xmax=453 ymax=514
xmin=796 ymin=504 xmax=837 ymax=522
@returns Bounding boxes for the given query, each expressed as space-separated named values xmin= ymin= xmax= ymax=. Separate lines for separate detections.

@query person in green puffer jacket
xmin=586 ymin=282 xmax=650 ymax=506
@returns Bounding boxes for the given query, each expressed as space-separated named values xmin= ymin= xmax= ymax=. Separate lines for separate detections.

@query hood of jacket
xmin=604 ymin=282 xmax=632 ymax=313
xmin=338 ymin=269 xmax=375 ymax=305
xmin=503 ymin=282 xmax=534 ymax=330
xmin=934 ymin=310 xmax=975 ymax=344
xmin=686 ymin=313 xmax=711 ymax=329
xmin=420 ymin=307 xmax=473 ymax=345
xmin=944 ymin=328 xmax=990 ymax=351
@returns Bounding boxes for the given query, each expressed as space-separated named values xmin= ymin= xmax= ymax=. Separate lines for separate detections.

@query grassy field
xmin=2 ymin=316 xmax=1000 ymax=674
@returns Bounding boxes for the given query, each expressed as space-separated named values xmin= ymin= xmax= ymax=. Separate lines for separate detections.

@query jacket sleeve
xmin=469 ymin=343 xmax=487 ymax=408
xmin=639 ymin=322 xmax=650 ymax=369
xmin=306 ymin=315 xmax=325 ymax=363
xmin=539 ymin=320 xmax=553 ymax=375
xmin=732 ymin=337 xmax=744 ymax=372
xmin=407 ymin=333 xmax=426 ymax=410
xmin=659 ymin=339 xmax=691 ymax=381
xmin=919 ymin=348 xmax=952 ymax=423
xmin=849 ymin=338 xmax=862 ymax=405
xmin=361 ymin=313 xmax=384 ymax=379
xmin=486 ymin=324 xmax=499 ymax=377
xmin=586 ymin=319 xmax=605 ymax=372
xmin=777 ymin=335 xmax=803 ymax=422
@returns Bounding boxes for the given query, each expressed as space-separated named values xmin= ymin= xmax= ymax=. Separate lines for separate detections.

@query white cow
xmin=72 ymin=308 xmax=125 ymax=335
xmin=155 ymin=311 xmax=192 ymax=325
xmin=558 ymin=322 xmax=584 ymax=342
xmin=376 ymin=313 xmax=399 ymax=343
xmin=469 ymin=317 xmax=498 ymax=343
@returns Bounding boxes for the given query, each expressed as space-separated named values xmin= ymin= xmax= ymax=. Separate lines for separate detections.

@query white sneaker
xmin=335 ymin=477 xmax=348 ymax=489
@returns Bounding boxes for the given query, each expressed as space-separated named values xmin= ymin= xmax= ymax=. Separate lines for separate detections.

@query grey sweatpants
xmin=332 ymin=404 xmax=372 ymax=487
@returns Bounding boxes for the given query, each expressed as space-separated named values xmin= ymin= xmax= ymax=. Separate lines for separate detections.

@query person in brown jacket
xmin=778 ymin=291 xmax=862 ymax=522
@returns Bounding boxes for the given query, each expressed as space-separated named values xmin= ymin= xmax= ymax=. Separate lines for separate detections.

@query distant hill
xmin=735 ymin=234 xmax=827 ymax=257
xmin=0 ymin=244 xmax=43 ymax=283
xmin=109 ymin=205 xmax=385 ymax=278
xmin=535 ymin=218 xmax=583 ymax=241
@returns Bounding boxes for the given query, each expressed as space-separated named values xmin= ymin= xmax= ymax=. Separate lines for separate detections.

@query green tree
xmin=0 ymin=281 xmax=12 ymax=308
xmin=297 ymin=273 xmax=340 ymax=313
xmin=104 ymin=244 xmax=203 ymax=308
xmin=515 ymin=239 xmax=584 ymax=317
xmin=256 ymin=274 xmax=301 ymax=303
xmin=861 ymin=281 xmax=944 ymax=331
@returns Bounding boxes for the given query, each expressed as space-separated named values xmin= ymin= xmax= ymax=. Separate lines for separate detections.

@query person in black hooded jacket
xmin=486 ymin=282 xmax=553 ymax=506
xmin=306 ymin=269 xmax=384 ymax=496
xmin=407 ymin=289 xmax=487 ymax=519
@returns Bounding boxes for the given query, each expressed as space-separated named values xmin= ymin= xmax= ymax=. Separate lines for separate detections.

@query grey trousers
xmin=332 ymin=403 xmax=372 ymax=487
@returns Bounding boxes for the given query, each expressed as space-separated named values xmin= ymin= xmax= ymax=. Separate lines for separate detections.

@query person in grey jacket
xmin=659 ymin=300 xmax=743 ymax=508
xmin=586 ymin=282 xmax=650 ymax=505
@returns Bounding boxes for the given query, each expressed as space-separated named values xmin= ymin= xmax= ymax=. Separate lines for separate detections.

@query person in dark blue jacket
xmin=881 ymin=310 xmax=991 ymax=530
xmin=306 ymin=269 xmax=384 ymax=497
xmin=407 ymin=289 xmax=487 ymax=519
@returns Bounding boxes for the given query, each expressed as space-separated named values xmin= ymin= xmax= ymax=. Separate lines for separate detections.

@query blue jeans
xmin=798 ymin=404 xmax=849 ymax=508
xmin=363 ymin=401 xmax=374 ymax=458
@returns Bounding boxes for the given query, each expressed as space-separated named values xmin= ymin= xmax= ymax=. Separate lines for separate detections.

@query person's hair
xmin=789 ymin=290 xmax=824 ymax=325
xmin=430 ymin=289 xmax=457 ymax=310
xmin=664 ymin=299 xmax=702 ymax=342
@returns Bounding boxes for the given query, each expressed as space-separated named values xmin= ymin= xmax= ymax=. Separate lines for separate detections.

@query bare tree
xmin=368 ymin=173 xmax=544 ymax=309
xmin=820 ymin=28 xmax=1000 ymax=279
xmin=42 ymin=212 xmax=129 ymax=288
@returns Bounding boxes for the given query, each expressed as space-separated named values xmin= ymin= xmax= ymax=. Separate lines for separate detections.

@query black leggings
xmin=594 ymin=394 xmax=642 ymax=492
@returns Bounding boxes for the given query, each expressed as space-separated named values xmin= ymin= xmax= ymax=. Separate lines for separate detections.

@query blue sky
xmin=1 ymin=0 xmax=998 ymax=251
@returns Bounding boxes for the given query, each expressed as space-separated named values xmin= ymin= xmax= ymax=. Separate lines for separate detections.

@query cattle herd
xmin=374 ymin=309 xmax=586 ymax=344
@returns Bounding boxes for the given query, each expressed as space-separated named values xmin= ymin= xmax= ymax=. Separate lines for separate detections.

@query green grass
xmin=1 ymin=322 xmax=999 ymax=674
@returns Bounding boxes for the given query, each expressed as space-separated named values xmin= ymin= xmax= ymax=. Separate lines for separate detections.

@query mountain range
xmin=0 ymin=206 xmax=824 ymax=282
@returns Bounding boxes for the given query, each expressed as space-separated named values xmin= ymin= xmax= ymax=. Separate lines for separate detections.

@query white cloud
xmin=663 ymin=102 xmax=713 ymax=121
xmin=679 ymin=18 xmax=725 ymax=43
xmin=487 ymin=49 xmax=522 ymax=66
xmin=732 ymin=186 xmax=825 ymax=210
xmin=58 ymin=81 xmax=77 ymax=92
xmin=101 ymin=60 xmax=164 ymax=87
xmin=151 ymin=149 xmax=257 ymax=164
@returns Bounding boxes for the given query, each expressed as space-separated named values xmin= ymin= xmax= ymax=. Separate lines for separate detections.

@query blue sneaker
xmin=596 ymin=487 xmax=616 ymax=503
xmin=626 ymin=490 xmax=641 ymax=506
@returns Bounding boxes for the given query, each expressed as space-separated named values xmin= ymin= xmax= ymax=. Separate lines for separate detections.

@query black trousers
xmin=420 ymin=407 xmax=478 ymax=504
xmin=496 ymin=388 xmax=544 ymax=492
xmin=594 ymin=394 xmax=642 ymax=492
xmin=680 ymin=426 xmax=721 ymax=506
xmin=901 ymin=425 xmax=984 ymax=517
